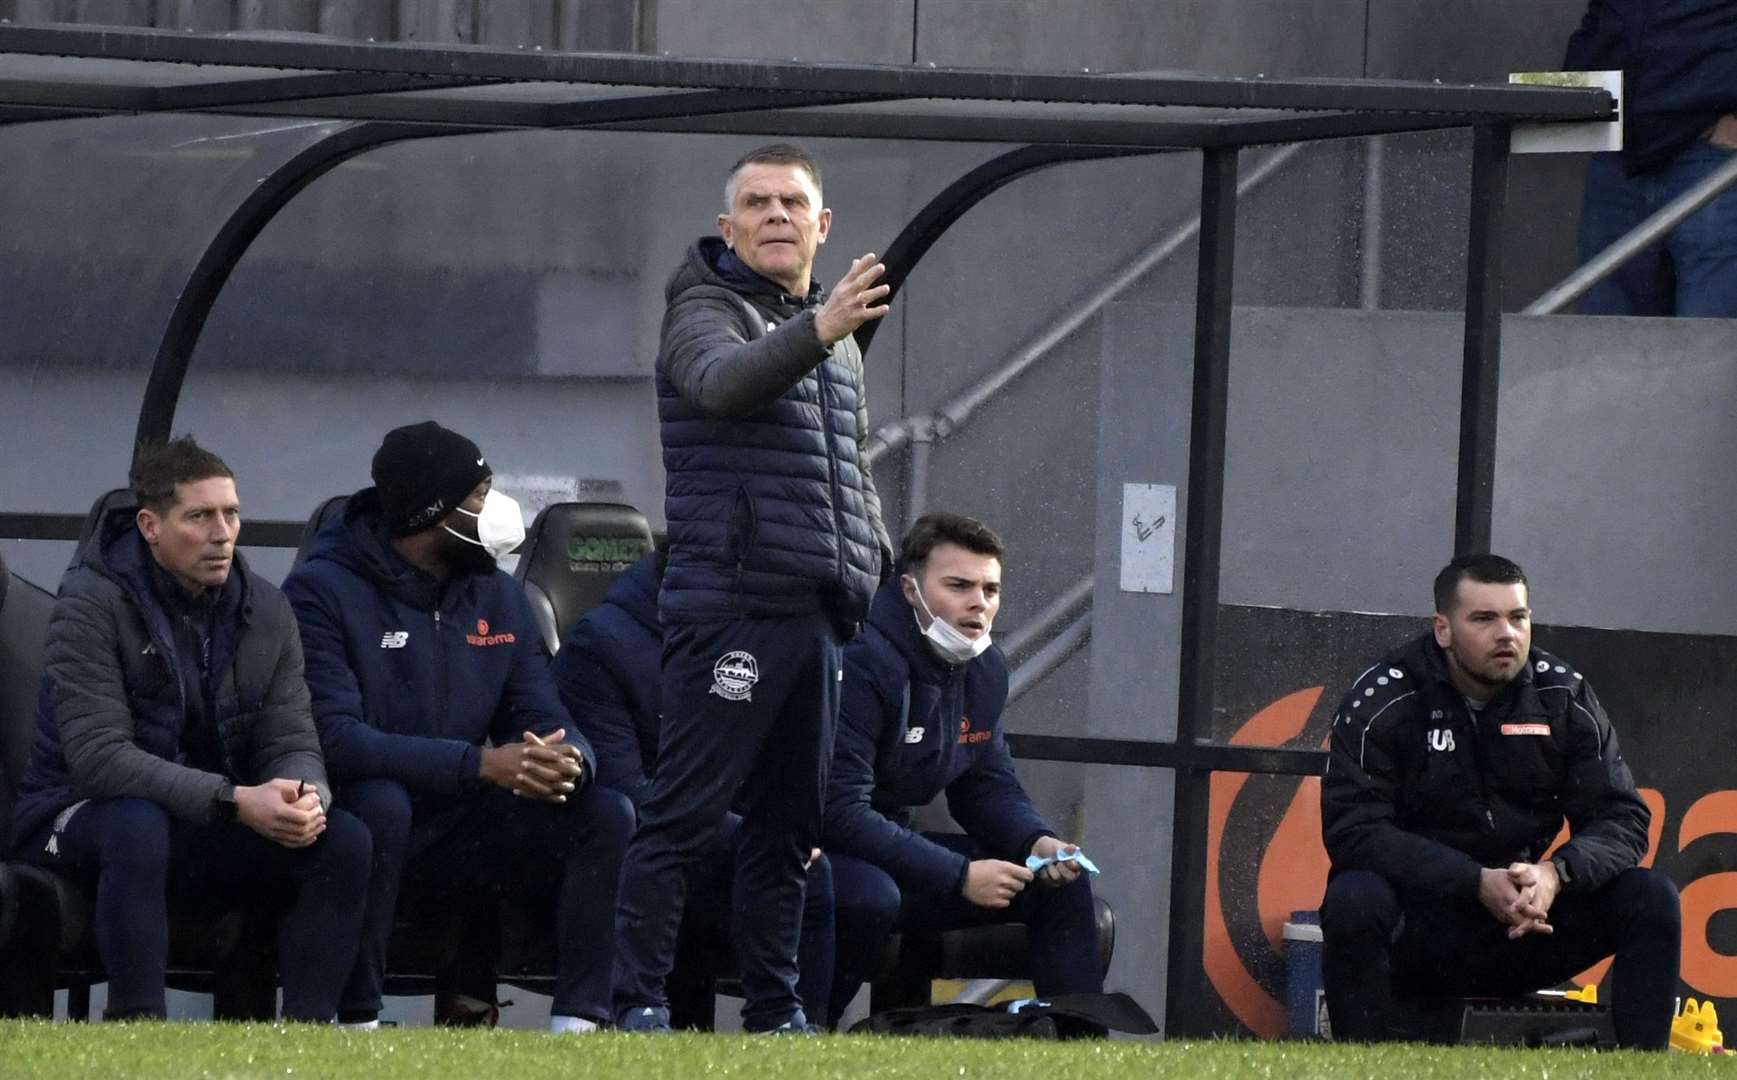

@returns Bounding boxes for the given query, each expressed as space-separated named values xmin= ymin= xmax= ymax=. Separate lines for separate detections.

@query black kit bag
xmin=850 ymin=992 xmax=1158 ymax=1039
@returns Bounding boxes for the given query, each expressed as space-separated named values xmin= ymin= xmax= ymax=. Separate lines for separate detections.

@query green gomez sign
xmin=567 ymin=535 xmax=652 ymax=571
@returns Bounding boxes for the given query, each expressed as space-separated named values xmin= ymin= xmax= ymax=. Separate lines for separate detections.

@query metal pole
xmin=133 ymin=121 xmax=485 ymax=456
xmin=862 ymin=145 xmax=1302 ymax=467
xmin=1007 ymin=613 xmax=1091 ymax=704
xmin=1165 ymin=144 xmax=1239 ymax=1039
xmin=904 ymin=416 xmax=935 ymax=534
xmin=1000 ymin=574 xmax=1094 ymax=661
xmin=1455 ymin=124 xmax=1510 ymax=555
xmin=1525 ymin=149 xmax=1737 ymax=315
xmin=1359 ymin=135 xmax=1385 ymax=310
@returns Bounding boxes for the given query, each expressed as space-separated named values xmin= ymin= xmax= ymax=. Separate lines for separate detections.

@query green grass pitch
xmin=0 ymin=1021 xmax=1729 ymax=1079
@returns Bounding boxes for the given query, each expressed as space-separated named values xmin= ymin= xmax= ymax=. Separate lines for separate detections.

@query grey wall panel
xmin=648 ymin=0 xmax=915 ymax=63
xmin=1109 ymin=303 xmax=1737 ymax=634
xmin=915 ymin=0 xmax=1366 ymax=77
xmin=1079 ymin=304 xmax=1198 ymax=1028
xmin=1492 ymin=316 xmax=1737 ymax=636
xmin=1364 ymin=0 xmax=1587 ymax=82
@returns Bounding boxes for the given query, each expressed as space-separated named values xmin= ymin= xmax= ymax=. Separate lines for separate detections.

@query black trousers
xmin=829 ymin=832 xmax=1103 ymax=1024
xmin=1320 ymin=866 xmax=1681 ymax=1049
xmin=337 ymin=779 xmax=634 ymax=1023
xmin=17 ymin=796 xmax=371 ymax=1021
xmin=612 ymin=610 xmax=841 ymax=1030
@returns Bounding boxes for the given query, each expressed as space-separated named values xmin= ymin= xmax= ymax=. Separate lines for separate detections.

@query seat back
xmin=513 ymin=503 xmax=653 ymax=655
xmin=0 ymin=549 xmax=55 ymax=851
xmin=293 ymin=495 xmax=349 ymax=570
xmin=72 ymin=488 xmax=134 ymax=571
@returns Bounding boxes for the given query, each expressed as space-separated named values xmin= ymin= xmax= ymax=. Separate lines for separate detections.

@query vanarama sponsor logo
xmin=466 ymin=618 xmax=516 ymax=647
xmin=957 ymin=717 xmax=991 ymax=745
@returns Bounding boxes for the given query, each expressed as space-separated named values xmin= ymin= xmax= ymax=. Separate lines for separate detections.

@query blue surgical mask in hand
xmin=1025 ymin=849 xmax=1101 ymax=876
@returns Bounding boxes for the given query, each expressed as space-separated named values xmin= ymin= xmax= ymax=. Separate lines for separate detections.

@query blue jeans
xmin=17 ymin=796 xmax=372 ymax=1021
xmin=829 ymin=832 xmax=1104 ymax=1024
xmin=1578 ymin=141 xmax=1737 ymax=317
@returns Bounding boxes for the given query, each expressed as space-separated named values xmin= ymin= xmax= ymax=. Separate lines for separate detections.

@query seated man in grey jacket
xmin=8 ymin=437 xmax=371 ymax=1022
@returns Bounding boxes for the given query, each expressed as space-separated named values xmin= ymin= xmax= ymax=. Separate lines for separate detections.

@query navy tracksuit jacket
xmin=822 ymin=579 xmax=1102 ymax=1012
xmin=283 ymin=489 xmax=630 ymax=1023
xmin=823 ymin=580 xmax=1053 ymax=893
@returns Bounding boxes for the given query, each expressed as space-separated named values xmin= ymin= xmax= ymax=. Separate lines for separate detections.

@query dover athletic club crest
xmin=711 ymin=651 xmax=760 ymax=701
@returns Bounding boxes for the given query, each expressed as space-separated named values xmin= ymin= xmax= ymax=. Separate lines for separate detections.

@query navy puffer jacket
xmin=656 ymin=237 xmax=890 ymax=626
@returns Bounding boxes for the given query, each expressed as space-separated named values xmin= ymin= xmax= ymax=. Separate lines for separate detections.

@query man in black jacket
xmin=823 ymin=513 xmax=1101 ymax=1023
xmin=1567 ymin=0 xmax=1737 ymax=316
xmin=612 ymin=142 xmax=893 ymax=1033
xmin=10 ymin=438 xmax=370 ymax=1021
xmin=1320 ymin=554 xmax=1679 ymax=1048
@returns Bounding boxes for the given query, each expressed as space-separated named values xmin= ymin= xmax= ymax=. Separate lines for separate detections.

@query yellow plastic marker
xmin=1670 ymin=998 xmax=1724 ymax=1055
xmin=1563 ymin=984 xmax=1598 ymax=1005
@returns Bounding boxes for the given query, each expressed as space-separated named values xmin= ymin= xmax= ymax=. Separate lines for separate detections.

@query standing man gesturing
xmin=612 ymin=143 xmax=894 ymax=1033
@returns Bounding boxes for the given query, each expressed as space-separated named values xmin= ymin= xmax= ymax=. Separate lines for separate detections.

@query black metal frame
xmin=0 ymin=22 xmax=1594 ymax=1035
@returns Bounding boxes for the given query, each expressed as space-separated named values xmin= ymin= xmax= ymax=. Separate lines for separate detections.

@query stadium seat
xmin=513 ymin=502 xmax=654 ymax=655
xmin=0 ymin=547 xmax=49 ymax=858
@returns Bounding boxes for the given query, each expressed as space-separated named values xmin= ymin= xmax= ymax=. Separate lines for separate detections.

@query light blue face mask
xmin=444 ymin=488 xmax=525 ymax=560
xmin=906 ymin=575 xmax=993 ymax=666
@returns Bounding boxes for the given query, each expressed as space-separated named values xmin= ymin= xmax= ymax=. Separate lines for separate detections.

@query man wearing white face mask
xmin=821 ymin=513 xmax=1102 ymax=1022
xmin=284 ymin=421 xmax=634 ymax=1032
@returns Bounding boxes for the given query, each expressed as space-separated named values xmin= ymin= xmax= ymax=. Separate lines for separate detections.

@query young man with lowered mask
xmin=283 ymin=421 xmax=633 ymax=1032
xmin=1320 ymin=553 xmax=1680 ymax=1048
xmin=11 ymin=437 xmax=370 ymax=1021
xmin=821 ymin=512 xmax=1103 ymax=1023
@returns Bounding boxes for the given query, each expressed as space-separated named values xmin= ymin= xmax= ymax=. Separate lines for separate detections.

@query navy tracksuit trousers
xmin=613 ymin=610 xmax=841 ymax=1030
xmin=337 ymin=779 xmax=634 ymax=1024
xmin=678 ymin=813 xmax=837 ymax=1026
xmin=1321 ymin=866 xmax=1681 ymax=1048
xmin=829 ymin=831 xmax=1103 ymax=1022
xmin=17 ymin=795 xmax=372 ymax=1021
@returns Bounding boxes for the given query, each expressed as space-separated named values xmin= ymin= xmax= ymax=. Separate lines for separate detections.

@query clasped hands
xmin=1478 ymin=859 xmax=1562 ymax=940
xmin=479 ymin=728 xmax=587 ymax=803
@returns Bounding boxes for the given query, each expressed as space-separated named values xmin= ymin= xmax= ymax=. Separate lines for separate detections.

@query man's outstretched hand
xmin=814 ymin=253 xmax=891 ymax=346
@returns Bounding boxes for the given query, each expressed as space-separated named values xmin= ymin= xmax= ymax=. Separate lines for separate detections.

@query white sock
xmin=337 ymin=1019 xmax=380 ymax=1031
xmin=550 ymin=1015 xmax=600 ymax=1034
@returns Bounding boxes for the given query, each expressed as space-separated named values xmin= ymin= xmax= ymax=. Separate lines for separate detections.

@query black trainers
xmin=618 ymin=1005 xmax=672 ymax=1033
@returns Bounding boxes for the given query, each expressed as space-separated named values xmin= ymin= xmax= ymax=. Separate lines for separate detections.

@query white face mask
xmin=444 ymin=488 xmax=525 ymax=560
xmin=907 ymin=576 xmax=993 ymax=666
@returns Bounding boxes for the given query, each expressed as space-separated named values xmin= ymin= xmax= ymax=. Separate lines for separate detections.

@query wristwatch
xmin=212 ymin=785 xmax=239 ymax=822
xmin=1550 ymin=854 xmax=1573 ymax=889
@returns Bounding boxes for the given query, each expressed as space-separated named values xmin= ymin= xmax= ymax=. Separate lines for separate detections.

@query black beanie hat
xmin=371 ymin=421 xmax=491 ymax=537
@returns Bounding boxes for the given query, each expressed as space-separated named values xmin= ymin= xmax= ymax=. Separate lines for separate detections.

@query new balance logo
xmin=1426 ymin=728 xmax=1456 ymax=753
xmin=380 ymin=631 xmax=409 ymax=649
xmin=905 ymin=727 xmax=926 ymax=744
